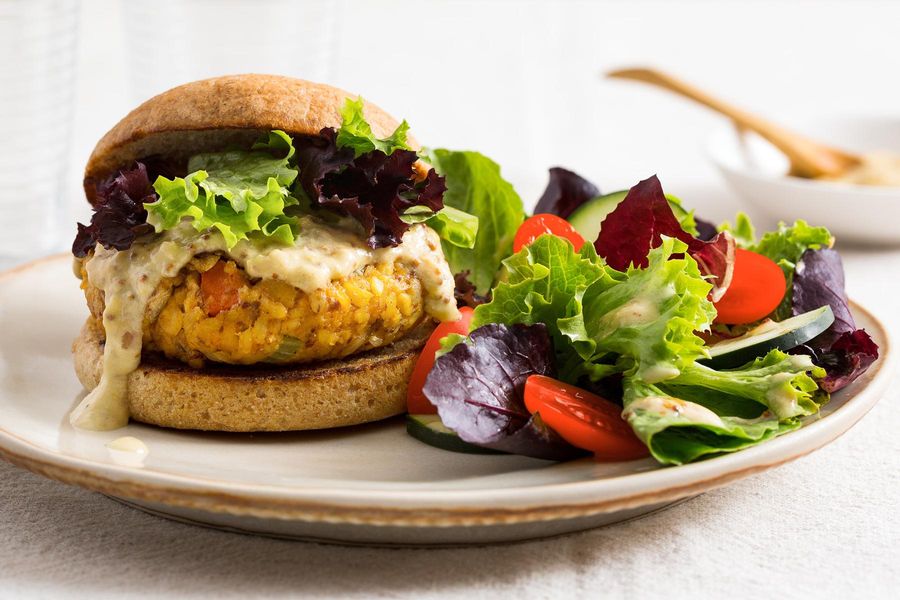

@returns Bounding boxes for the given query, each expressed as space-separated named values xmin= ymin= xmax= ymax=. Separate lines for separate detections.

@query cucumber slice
xmin=701 ymin=306 xmax=835 ymax=369
xmin=406 ymin=414 xmax=504 ymax=454
xmin=568 ymin=191 xmax=691 ymax=242
xmin=567 ymin=191 xmax=626 ymax=242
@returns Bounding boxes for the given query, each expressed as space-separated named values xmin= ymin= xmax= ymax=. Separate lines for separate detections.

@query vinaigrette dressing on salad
xmin=70 ymin=219 xmax=458 ymax=431
xmin=610 ymin=297 xmax=660 ymax=328
xmin=764 ymin=355 xmax=818 ymax=419
xmin=624 ymin=396 xmax=726 ymax=428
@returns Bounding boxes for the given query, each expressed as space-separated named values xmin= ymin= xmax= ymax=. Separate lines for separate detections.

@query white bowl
xmin=706 ymin=116 xmax=900 ymax=246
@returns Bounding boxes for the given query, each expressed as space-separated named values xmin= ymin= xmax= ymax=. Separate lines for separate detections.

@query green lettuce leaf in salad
xmin=662 ymin=350 xmax=826 ymax=420
xmin=335 ymin=97 xmax=412 ymax=157
xmin=623 ymin=379 xmax=800 ymax=465
xmin=471 ymin=234 xmax=619 ymax=376
xmin=560 ymin=236 xmax=715 ymax=384
xmin=423 ymin=149 xmax=526 ymax=295
xmin=624 ymin=350 xmax=824 ymax=464
xmin=471 ymin=236 xmax=717 ymax=385
xmin=146 ymin=130 xmax=301 ymax=248
xmin=717 ymin=211 xmax=756 ymax=248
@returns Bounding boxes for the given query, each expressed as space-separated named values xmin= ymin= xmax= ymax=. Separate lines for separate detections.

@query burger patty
xmin=82 ymin=255 xmax=428 ymax=367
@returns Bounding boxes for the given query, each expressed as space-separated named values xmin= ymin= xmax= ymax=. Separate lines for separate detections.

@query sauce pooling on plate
xmin=105 ymin=436 xmax=149 ymax=467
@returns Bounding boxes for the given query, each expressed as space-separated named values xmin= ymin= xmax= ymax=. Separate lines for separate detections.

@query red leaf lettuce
xmin=594 ymin=175 xmax=735 ymax=301
xmin=295 ymin=128 xmax=447 ymax=248
xmin=791 ymin=248 xmax=878 ymax=391
xmin=73 ymin=162 xmax=158 ymax=257
xmin=422 ymin=322 xmax=585 ymax=460
xmin=533 ymin=167 xmax=601 ymax=219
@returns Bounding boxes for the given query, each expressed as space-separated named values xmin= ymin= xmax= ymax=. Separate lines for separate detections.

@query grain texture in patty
xmin=82 ymin=255 xmax=427 ymax=367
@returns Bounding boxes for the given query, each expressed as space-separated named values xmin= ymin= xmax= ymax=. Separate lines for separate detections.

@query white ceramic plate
xmin=0 ymin=256 xmax=894 ymax=546
xmin=706 ymin=116 xmax=900 ymax=245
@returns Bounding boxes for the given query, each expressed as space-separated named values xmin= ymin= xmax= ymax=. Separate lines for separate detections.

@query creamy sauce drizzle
xmin=638 ymin=364 xmax=681 ymax=384
xmin=71 ymin=217 xmax=458 ymax=431
xmin=611 ymin=298 xmax=660 ymax=328
xmin=764 ymin=355 xmax=815 ymax=419
xmin=818 ymin=151 xmax=900 ymax=187
xmin=625 ymin=395 xmax=725 ymax=428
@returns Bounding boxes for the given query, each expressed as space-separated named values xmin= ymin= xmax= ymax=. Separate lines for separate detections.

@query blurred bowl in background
xmin=706 ymin=116 xmax=900 ymax=246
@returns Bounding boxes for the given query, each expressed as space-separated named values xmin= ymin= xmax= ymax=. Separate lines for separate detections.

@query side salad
xmin=405 ymin=162 xmax=879 ymax=465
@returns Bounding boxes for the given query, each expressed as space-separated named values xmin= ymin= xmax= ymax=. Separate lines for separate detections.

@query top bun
xmin=84 ymin=74 xmax=413 ymax=204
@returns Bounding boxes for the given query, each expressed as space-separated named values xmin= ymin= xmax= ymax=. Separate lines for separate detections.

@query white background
xmin=64 ymin=0 xmax=900 ymax=227
xmin=3 ymin=0 xmax=900 ymax=598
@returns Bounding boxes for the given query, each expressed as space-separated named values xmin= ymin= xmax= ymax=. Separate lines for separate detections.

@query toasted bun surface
xmin=73 ymin=320 xmax=430 ymax=432
xmin=84 ymin=74 xmax=416 ymax=203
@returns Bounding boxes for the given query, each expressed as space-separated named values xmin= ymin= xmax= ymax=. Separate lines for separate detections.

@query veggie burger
xmin=70 ymin=75 xmax=473 ymax=432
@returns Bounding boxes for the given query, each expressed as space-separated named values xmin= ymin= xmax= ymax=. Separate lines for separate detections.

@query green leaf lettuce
xmin=146 ymin=130 xmax=301 ymax=248
xmin=560 ymin=236 xmax=715 ymax=383
xmin=423 ymin=149 xmax=526 ymax=295
xmin=335 ymin=97 xmax=412 ymax=158
xmin=400 ymin=205 xmax=479 ymax=249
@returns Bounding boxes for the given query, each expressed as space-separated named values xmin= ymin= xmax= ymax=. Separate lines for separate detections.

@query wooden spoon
xmin=606 ymin=67 xmax=861 ymax=179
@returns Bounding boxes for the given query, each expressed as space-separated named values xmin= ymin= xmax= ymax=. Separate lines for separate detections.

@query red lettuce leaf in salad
xmin=690 ymin=233 xmax=735 ymax=301
xmin=73 ymin=162 xmax=158 ymax=257
xmin=594 ymin=175 xmax=735 ymax=301
xmin=693 ymin=216 xmax=719 ymax=242
xmin=533 ymin=167 xmax=601 ymax=219
xmin=454 ymin=271 xmax=489 ymax=308
xmin=294 ymin=128 xmax=447 ymax=248
xmin=422 ymin=322 xmax=586 ymax=460
xmin=792 ymin=248 xmax=856 ymax=345
xmin=813 ymin=330 xmax=879 ymax=393
xmin=791 ymin=248 xmax=878 ymax=391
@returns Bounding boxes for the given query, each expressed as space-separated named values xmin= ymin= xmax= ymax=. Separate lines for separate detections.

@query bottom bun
xmin=72 ymin=319 xmax=432 ymax=432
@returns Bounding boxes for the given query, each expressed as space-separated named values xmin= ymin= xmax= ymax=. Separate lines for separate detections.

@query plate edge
xmin=0 ymin=255 xmax=894 ymax=527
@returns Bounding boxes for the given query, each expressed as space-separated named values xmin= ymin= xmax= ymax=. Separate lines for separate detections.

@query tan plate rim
xmin=0 ymin=255 xmax=894 ymax=527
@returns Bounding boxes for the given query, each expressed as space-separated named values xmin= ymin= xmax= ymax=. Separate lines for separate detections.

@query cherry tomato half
xmin=523 ymin=375 xmax=649 ymax=461
xmin=406 ymin=307 xmax=475 ymax=414
xmin=513 ymin=214 xmax=586 ymax=253
xmin=713 ymin=248 xmax=786 ymax=325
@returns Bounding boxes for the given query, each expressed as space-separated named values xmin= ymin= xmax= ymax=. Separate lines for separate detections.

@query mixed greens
xmin=415 ymin=167 xmax=879 ymax=465
xmin=74 ymin=99 xmax=479 ymax=256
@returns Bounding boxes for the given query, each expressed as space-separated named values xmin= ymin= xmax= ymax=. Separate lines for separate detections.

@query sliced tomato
xmin=200 ymin=260 xmax=246 ymax=316
xmin=513 ymin=214 xmax=586 ymax=253
xmin=523 ymin=375 xmax=649 ymax=461
xmin=713 ymin=248 xmax=786 ymax=325
xmin=406 ymin=307 xmax=475 ymax=414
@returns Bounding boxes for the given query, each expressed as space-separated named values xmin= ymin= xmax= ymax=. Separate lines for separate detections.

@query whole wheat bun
xmin=84 ymin=74 xmax=420 ymax=203
xmin=74 ymin=319 xmax=430 ymax=432
xmin=77 ymin=74 xmax=436 ymax=431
